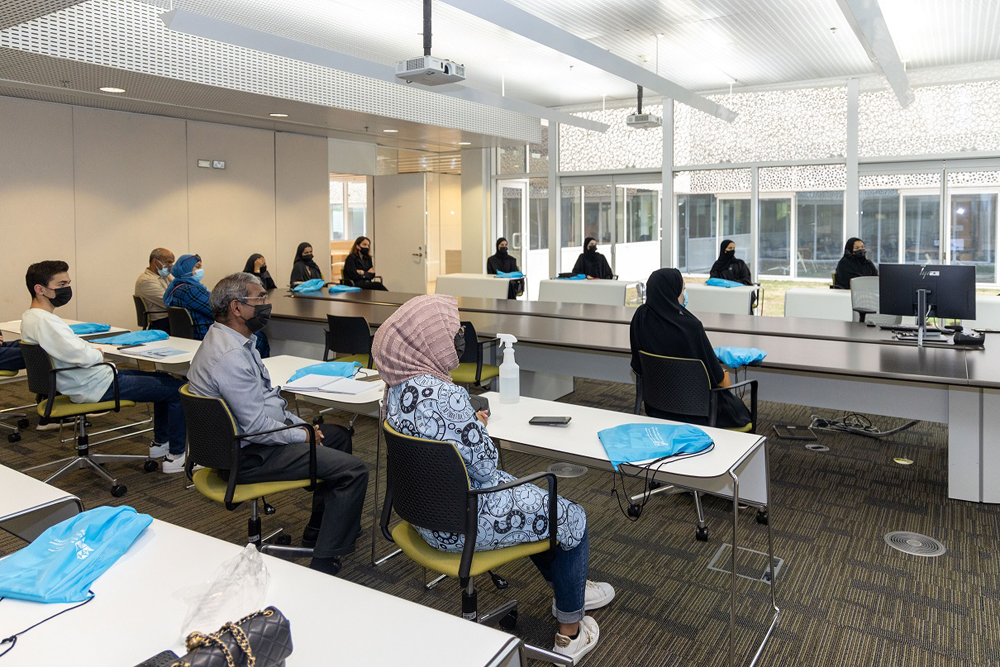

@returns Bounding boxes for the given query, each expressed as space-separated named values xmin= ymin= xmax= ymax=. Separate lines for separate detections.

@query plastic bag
xmin=496 ymin=270 xmax=524 ymax=279
xmin=288 ymin=360 xmax=361 ymax=382
xmin=705 ymin=278 xmax=745 ymax=288
xmin=177 ymin=544 xmax=270 ymax=639
xmin=329 ymin=284 xmax=361 ymax=292
xmin=713 ymin=346 xmax=767 ymax=367
xmin=91 ymin=330 xmax=169 ymax=345
xmin=291 ymin=278 xmax=326 ymax=292
xmin=68 ymin=322 xmax=111 ymax=334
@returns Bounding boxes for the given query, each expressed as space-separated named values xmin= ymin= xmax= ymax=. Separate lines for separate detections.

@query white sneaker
xmin=36 ymin=418 xmax=75 ymax=432
xmin=161 ymin=453 xmax=187 ymax=474
xmin=552 ymin=580 xmax=616 ymax=618
xmin=149 ymin=441 xmax=169 ymax=458
xmin=553 ymin=615 xmax=600 ymax=664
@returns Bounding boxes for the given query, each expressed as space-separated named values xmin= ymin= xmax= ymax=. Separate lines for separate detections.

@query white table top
xmin=0 ymin=319 xmax=129 ymax=338
xmin=0 ymin=518 xmax=521 ymax=667
xmin=92 ymin=336 xmax=201 ymax=367
xmin=264 ymin=354 xmax=385 ymax=407
xmin=439 ymin=273 xmax=517 ymax=283
xmin=0 ymin=463 xmax=80 ymax=523
xmin=480 ymin=392 xmax=764 ymax=479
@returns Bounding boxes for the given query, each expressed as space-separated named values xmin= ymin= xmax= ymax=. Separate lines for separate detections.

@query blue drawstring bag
xmin=288 ymin=361 xmax=361 ymax=383
xmin=68 ymin=323 xmax=111 ymax=335
xmin=0 ymin=506 xmax=152 ymax=603
xmin=329 ymin=284 xmax=362 ymax=292
xmin=496 ymin=271 xmax=524 ymax=279
xmin=90 ymin=330 xmax=169 ymax=345
xmin=598 ymin=423 xmax=714 ymax=470
xmin=555 ymin=274 xmax=587 ymax=280
xmin=713 ymin=346 xmax=766 ymax=367
xmin=291 ymin=279 xmax=326 ymax=292
xmin=705 ymin=278 xmax=746 ymax=288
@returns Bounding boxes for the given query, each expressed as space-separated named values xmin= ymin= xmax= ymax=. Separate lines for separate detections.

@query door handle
xmin=412 ymin=252 xmax=423 ymax=258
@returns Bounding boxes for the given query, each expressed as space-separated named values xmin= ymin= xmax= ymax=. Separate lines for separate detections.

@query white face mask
xmin=193 ymin=268 xmax=204 ymax=282
xmin=155 ymin=260 xmax=171 ymax=277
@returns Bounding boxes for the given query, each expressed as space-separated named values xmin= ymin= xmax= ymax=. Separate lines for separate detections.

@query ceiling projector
xmin=626 ymin=112 xmax=662 ymax=129
xmin=395 ymin=56 xmax=466 ymax=85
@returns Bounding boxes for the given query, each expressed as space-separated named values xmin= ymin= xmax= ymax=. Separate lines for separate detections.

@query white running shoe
xmin=161 ymin=453 xmax=187 ymax=474
xmin=552 ymin=580 xmax=616 ymax=618
xmin=553 ymin=616 xmax=600 ymax=665
xmin=149 ymin=441 xmax=170 ymax=458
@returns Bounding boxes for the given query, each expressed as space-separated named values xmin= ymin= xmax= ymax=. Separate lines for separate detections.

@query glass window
xmin=529 ymin=179 xmax=548 ymax=250
xmin=796 ymin=191 xmax=844 ymax=279
xmin=618 ymin=185 xmax=660 ymax=243
xmin=583 ymin=184 xmax=613 ymax=244
xmin=950 ymin=193 xmax=997 ymax=282
xmin=904 ymin=195 xmax=941 ymax=263
xmin=677 ymin=194 xmax=717 ymax=273
xmin=329 ymin=177 xmax=345 ymax=240
xmin=347 ymin=181 xmax=368 ymax=240
xmin=560 ymin=186 xmax=582 ymax=249
xmin=721 ymin=199 xmax=751 ymax=238
xmin=759 ymin=198 xmax=791 ymax=276
xmin=859 ymin=190 xmax=900 ymax=265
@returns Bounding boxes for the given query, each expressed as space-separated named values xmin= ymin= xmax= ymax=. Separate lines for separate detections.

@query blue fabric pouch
xmin=90 ymin=330 xmax=169 ymax=345
xmin=555 ymin=274 xmax=587 ymax=280
xmin=68 ymin=323 xmax=111 ymax=335
xmin=292 ymin=279 xmax=326 ymax=292
xmin=288 ymin=361 xmax=361 ymax=383
xmin=329 ymin=284 xmax=362 ymax=292
xmin=598 ymin=423 xmax=714 ymax=470
xmin=706 ymin=278 xmax=746 ymax=288
xmin=0 ymin=506 xmax=152 ymax=603
xmin=496 ymin=271 xmax=524 ymax=279
xmin=713 ymin=346 xmax=767 ymax=367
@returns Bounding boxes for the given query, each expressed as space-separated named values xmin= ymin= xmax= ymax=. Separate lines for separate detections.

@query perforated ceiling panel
xmin=0 ymin=0 xmax=88 ymax=30
xmin=0 ymin=0 xmax=541 ymax=143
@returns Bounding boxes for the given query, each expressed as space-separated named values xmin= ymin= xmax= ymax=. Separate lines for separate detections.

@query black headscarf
xmin=572 ymin=237 xmax=614 ymax=279
xmin=290 ymin=241 xmax=323 ymax=283
xmin=629 ymin=268 xmax=723 ymax=386
xmin=496 ymin=237 xmax=508 ymax=252
xmin=715 ymin=239 xmax=736 ymax=267
xmin=242 ymin=253 xmax=276 ymax=290
xmin=709 ymin=239 xmax=752 ymax=285
xmin=487 ymin=237 xmax=519 ymax=274
xmin=835 ymin=237 xmax=878 ymax=289
xmin=843 ymin=237 xmax=862 ymax=258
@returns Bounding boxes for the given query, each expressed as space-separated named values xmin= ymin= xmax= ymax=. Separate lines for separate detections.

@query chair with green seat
xmin=323 ymin=314 xmax=374 ymax=368
xmin=450 ymin=321 xmax=500 ymax=388
xmin=379 ymin=421 xmax=572 ymax=666
xmin=19 ymin=342 xmax=156 ymax=497
xmin=167 ymin=306 xmax=195 ymax=339
xmin=633 ymin=350 xmax=759 ymax=541
xmin=0 ymin=369 xmax=30 ymax=443
xmin=179 ymin=384 xmax=317 ymax=558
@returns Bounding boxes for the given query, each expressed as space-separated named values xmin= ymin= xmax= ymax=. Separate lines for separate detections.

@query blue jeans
xmin=100 ymin=370 xmax=186 ymax=455
xmin=0 ymin=341 xmax=25 ymax=371
xmin=530 ymin=527 xmax=589 ymax=624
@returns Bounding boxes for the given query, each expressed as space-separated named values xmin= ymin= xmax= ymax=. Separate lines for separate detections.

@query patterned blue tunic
xmin=387 ymin=375 xmax=586 ymax=553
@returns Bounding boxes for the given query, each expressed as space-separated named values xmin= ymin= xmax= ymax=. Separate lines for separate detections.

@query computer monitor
xmin=879 ymin=264 xmax=976 ymax=321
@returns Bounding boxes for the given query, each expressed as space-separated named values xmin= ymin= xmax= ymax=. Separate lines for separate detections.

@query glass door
xmin=498 ymin=181 xmax=526 ymax=272
xmin=615 ymin=182 xmax=661 ymax=282
xmin=759 ymin=198 xmax=792 ymax=277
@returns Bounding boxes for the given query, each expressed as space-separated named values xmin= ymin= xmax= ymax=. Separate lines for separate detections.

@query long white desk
xmin=479 ymin=393 xmax=777 ymax=667
xmin=685 ymin=283 xmax=758 ymax=316
xmin=537 ymin=279 xmax=640 ymax=307
xmin=0 ymin=518 xmax=522 ymax=667
xmin=0 ymin=463 xmax=83 ymax=542
xmin=92 ymin=336 xmax=201 ymax=370
xmin=436 ymin=273 xmax=515 ymax=300
xmin=0 ymin=319 xmax=129 ymax=339
xmin=263 ymin=355 xmax=384 ymax=416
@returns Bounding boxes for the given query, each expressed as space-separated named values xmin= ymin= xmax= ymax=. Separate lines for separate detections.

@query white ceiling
xmin=1 ymin=0 xmax=1000 ymax=149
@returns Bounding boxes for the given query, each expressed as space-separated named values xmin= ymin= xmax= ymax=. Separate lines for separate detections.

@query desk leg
xmin=948 ymin=386 xmax=983 ymax=503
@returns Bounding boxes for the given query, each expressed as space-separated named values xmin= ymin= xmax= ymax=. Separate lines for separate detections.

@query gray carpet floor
xmin=1 ymin=375 xmax=998 ymax=667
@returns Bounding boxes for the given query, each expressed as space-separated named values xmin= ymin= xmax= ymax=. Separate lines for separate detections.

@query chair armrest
xmin=235 ymin=423 xmax=318 ymax=490
xmin=712 ymin=379 xmax=758 ymax=432
xmin=471 ymin=471 xmax=559 ymax=553
xmin=44 ymin=362 xmax=123 ymax=418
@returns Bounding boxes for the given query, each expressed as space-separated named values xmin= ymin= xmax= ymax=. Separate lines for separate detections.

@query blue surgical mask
xmin=682 ymin=291 xmax=689 ymax=308
xmin=192 ymin=268 xmax=204 ymax=282
xmin=157 ymin=266 xmax=170 ymax=278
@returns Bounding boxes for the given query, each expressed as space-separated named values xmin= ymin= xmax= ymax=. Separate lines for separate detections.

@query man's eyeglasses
xmin=240 ymin=293 xmax=270 ymax=305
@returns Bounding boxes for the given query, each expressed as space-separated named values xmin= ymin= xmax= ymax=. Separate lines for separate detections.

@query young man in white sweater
xmin=20 ymin=260 xmax=188 ymax=473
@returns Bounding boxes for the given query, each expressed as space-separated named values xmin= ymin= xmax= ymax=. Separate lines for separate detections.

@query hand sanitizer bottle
xmin=497 ymin=334 xmax=519 ymax=404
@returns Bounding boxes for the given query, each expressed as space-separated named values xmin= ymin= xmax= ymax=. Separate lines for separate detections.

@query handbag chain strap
xmin=174 ymin=608 xmax=274 ymax=667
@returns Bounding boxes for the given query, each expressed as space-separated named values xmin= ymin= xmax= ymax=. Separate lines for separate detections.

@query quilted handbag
xmin=172 ymin=607 xmax=292 ymax=667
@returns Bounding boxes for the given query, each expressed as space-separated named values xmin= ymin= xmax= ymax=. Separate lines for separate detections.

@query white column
xmin=548 ymin=122 xmax=559 ymax=276
xmin=661 ymin=98 xmax=675 ymax=268
xmin=750 ymin=166 xmax=759 ymax=282
xmin=845 ymin=78 xmax=860 ymax=239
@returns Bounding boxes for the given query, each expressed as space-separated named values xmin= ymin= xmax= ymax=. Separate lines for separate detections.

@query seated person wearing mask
xmin=834 ymin=237 xmax=878 ymax=290
xmin=571 ymin=237 xmax=614 ymax=280
xmin=342 ymin=236 xmax=388 ymax=291
xmin=709 ymin=239 xmax=753 ymax=285
xmin=187 ymin=272 xmax=369 ymax=576
xmin=486 ymin=237 xmax=523 ymax=299
xmin=21 ymin=260 xmax=188 ymax=471
xmin=630 ymin=268 xmax=751 ymax=429
xmin=164 ymin=254 xmax=213 ymax=340
xmin=373 ymin=294 xmax=615 ymax=663
xmin=134 ymin=247 xmax=175 ymax=333
xmin=243 ymin=253 xmax=277 ymax=290
xmin=290 ymin=242 xmax=324 ymax=286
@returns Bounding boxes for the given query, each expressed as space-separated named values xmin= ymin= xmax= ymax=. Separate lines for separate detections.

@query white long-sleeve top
xmin=20 ymin=308 xmax=113 ymax=404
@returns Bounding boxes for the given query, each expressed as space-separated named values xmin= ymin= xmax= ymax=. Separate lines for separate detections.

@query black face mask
xmin=853 ymin=249 xmax=866 ymax=259
xmin=585 ymin=246 xmax=598 ymax=256
xmin=359 ymin=247 xmax=370 ymax=256
xmin=301 ymin=254 xmax=314 ymax=262
xmin=259 ymin=265 xmax=267 ymax=274
xmin=47 ymin=286 xmax=73 ymax=308
xmin=497 ymin=247 xmax=508 ymax=256
xmin=454 ymin=329 xmax=466 ymax=360
xmin=242 ymin=303 xmax=272 ymax=334
xmin=725 ymin=249 xmax=735 ymax=256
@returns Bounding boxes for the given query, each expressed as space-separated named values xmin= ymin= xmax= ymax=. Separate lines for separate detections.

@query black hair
xmin=25 ymin=260 xmax=70 ymax=297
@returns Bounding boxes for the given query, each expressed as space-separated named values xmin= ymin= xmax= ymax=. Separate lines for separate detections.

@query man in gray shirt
xmin=187 ymin=272 xmax=368 ymax=576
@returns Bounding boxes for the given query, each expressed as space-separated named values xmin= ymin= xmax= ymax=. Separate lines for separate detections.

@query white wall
xmin=0 ymin=96 xmax=328 ymax=327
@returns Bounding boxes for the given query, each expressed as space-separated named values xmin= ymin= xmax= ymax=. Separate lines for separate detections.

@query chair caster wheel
xmin=17 ymin=419 xmax=30 ymax=429
xmin=143 ymin=459 xmax=159 ymax=472
xmin=8 ymin=432 xmax=21 ymax=443
xmin=695 ymin=526 xmax=709 ymax=542
xmin=111 ymin=485 xmax=128 ymax=497
xmin=276 ymin=534 xmax=292 ymax=545
xmin=263 ymin=502 xmax=277 ymax=516
xmin=489 ymin=570 xmax=508 ymax=590
xmin=313 ymin=416 xmax=324 ymax=425
xmin=499 ymin=610 xmax=518 ymax=631
xmin=756 ymin=510 xmax=769 ymax=526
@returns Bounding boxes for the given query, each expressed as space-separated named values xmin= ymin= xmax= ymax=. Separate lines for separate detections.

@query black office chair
xmin=167 ymin=306 xmax=195 ymax=339
xmin=450 ymin=321 xmax=500 ymax=388
xmin=133 ymin=295 xmax=151 ymax=330
xmin=323 ymin=314 xmax=374 ymax=367
xmin=633 ymin=350 xmax=759 ymax=541
xmin=19 ymin=343 xmax=156 ymax=496
xmin=179 ymin=384 xmax=316 ymax=558
xmin=379 ymin=421 xmax=571 ymax=665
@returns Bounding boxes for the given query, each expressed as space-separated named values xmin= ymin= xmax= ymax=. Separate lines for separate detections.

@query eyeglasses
xmin=240 ymin=293 xmax=270 ymax=305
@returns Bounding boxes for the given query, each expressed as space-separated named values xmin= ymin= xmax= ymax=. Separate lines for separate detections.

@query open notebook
xmin=281 ymin=373 xmax=371 ymax=395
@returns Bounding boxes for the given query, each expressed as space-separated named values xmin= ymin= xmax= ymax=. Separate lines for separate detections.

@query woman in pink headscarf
xmin=373 ymin=295 xmax=614 ymax=663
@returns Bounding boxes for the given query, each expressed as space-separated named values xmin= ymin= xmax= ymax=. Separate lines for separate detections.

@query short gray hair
xmin=210 ymin=272 xmax=263 ymax=321
xmin=149 ymin=248 xmax=172 ymax=263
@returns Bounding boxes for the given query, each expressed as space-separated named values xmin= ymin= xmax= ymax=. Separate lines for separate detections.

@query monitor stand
xmin=913 ymin=288 xmax=942 ymax=348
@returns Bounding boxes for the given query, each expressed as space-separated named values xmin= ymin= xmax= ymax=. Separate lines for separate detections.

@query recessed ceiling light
xmin=458 ymin=141 xmax=472 ymax=145
xmin=99 ymin=87 xmax=125 ymax=93
xmin=269 ymin=112 xmax=289 ymax=118
xmin=383 ymin=129 xmax=398 ymax=133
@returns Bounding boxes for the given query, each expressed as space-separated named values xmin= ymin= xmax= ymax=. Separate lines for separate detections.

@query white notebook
xmin=282 ymin=374 xmax=370 ymax=395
